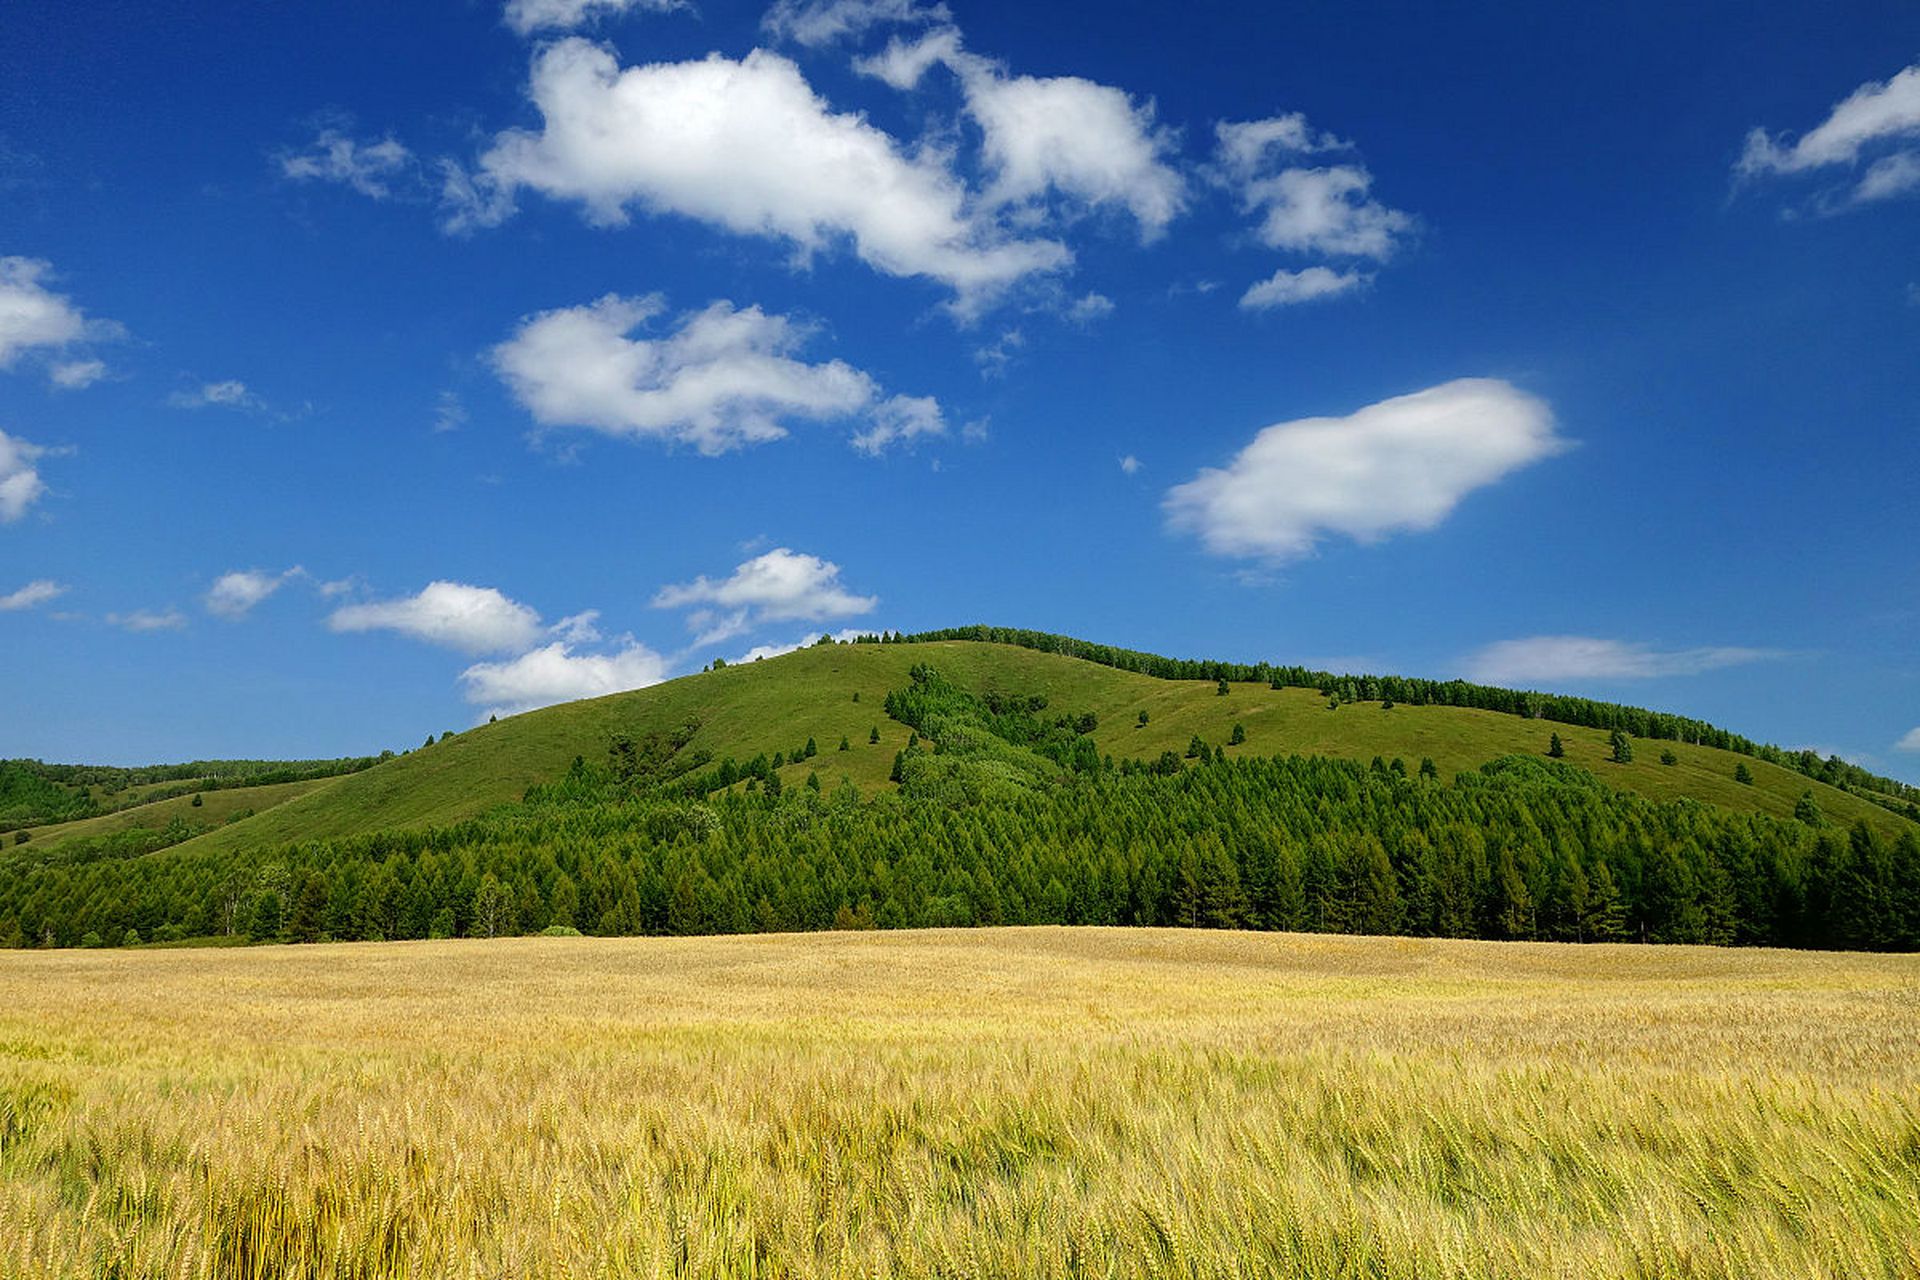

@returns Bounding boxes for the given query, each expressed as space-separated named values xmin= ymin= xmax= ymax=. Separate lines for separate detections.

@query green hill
xmin=127 ymin=639 xmax=1907 ymax=856
xmin=7 ymin=632 xmax=1917 ymax=956
xmin=18 ymin=635 xmax=1910 ymax=861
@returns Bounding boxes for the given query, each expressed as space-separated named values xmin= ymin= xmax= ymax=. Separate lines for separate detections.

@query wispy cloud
xmin=1460 ymin=635 xmax=1784 ymax=684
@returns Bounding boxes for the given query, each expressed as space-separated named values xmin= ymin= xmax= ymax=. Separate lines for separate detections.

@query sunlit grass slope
xmin=0 ymin=927 xmax=1914 ymax=1277
xmin=17 ymin=777 xmax=333 ymax=850
xmin=171 ymin=640 xmax=1904 ymax=859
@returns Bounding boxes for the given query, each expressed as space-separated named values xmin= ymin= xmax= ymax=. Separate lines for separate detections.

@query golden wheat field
xmin=1 ymin=928 xmax=1916 ymax=1279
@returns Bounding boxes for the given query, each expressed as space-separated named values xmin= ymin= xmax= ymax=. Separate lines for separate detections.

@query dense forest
xmin=897 ymin=626 xmax=1920 ymax=817
xmin=4 ymin=663 xmax=1914 ymax=952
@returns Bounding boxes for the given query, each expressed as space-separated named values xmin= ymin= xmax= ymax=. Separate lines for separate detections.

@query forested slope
xmin=4 ymin=647 xmax=1915 ymax=951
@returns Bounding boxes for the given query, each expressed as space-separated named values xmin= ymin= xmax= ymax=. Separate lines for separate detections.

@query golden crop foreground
xmin=1 ymin=929 xmax=1916 ymax=1278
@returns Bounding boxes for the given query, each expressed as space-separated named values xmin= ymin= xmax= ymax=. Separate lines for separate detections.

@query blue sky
xmin=2 ymin=0 xmax=1917 ymax=779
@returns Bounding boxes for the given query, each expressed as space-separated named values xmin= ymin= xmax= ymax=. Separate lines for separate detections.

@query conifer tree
xmin=1609 ymin=731 xmax=1633 ymax=764
xmin=1548 ymin=733 xmax=1565 ymax=759
xmin=1230 ymin=723 xmax=1246 ymax=746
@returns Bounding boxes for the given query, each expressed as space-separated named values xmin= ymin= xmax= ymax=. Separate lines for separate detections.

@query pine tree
xmin=1660 ymin=749 xmax=1678 ymax=766
xmin=1609 ymin=730 xmax=1633 ymax=764
xmin=869 ymin=726 xmax=881 ymax=744
xmin=1734 ymin=762 xmax=1753 ymax=785
xmin=804 ymin=737 xmax=818 ymax=759
xmin=1794 ymin=791 xmax=1822 ymax=826
xmin=838 ymin=736 xmax=851 ymax=752
xmin=1217 ymin=677 xmax=1231 ymax=696
xmin=1137 ymin=709 xmax=1150 ymax=726
xmin=1186 ymin=735 xmax=1205 ymax=759
xmin=1419 ymin=757 xmax=1439 ymax=780
xmin=1548 ymin=733 xmax=1565 ymax=759
xmin=1230 ymin=722 xmax=1246 ymax=746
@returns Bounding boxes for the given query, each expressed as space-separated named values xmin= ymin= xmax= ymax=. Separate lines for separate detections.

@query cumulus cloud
xmin=0 ymin=427 xmax=49 ymax=523
xmin=1239 ymin=265 xmax=1369 ymax=310
xmin=168 ymin=380 xmax=265 ymax=412
xmin=762 ymin=0 xmax=948 ymax=46
xmin=107 ymin=608 xmax=186 ymax=633
xmin=1164 ymin=379 xmax=1564 ymax=562
xmin=654 ymin=547 xmax=876 ymax=644
xmin=1460 ymin=636 xmax=1783 ymax=685
xmin=1211 ymin=116 xmax=1412 ymax=306
xmin=0 ymin=579 xmax=64 ymax=611
xmin=859 ymin=28 xmax=1187 ymax=238
xmin=1896 ymin=727 xmax=1920 ymax=753
xmin=451 ymin=39 xmax=1067 ymax=307
xmin=1118 ymin=454 xmax=1141 ymax=474
xmin=327 ymin=580 xmax=545 ymax=654
xmin=204 ymin=567 xmax=301 ymax=620
xmin=1238 ymin=165 xmax=1413 ymax=259
xmin=492 ymin=292 xmax=941 ymax=455
xmin=504 ymin=0 xmax=682 ymax=35
xmin=0 ymin=257 xmax=120 ymax=385
xmin=460 ymin=639 xmax=670 ymax=717
xmin=280 ymin=129 xmax=416 ymax=199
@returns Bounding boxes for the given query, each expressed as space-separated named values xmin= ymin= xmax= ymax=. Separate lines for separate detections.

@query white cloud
xmin=327 ymin=581 xmax=545 ymax=654
xmin=0 ymin=579 xmax=64 ymax=611
xmin=504 ymin=0 xmax=682 ymax=36
xmin=49 ymin=359 xmax=107 ymax=390
xmin=204 ymin=567 xmax=301 ymax=620
xmin=654 ymin=547 xmax=876 ymax=644
xmin=0 ymin=427 xmax=49 ymax=523
xmin=1738 ymin=63 xmax=1920 ymax=177
xmin=492 ymin=292 xmax=939 ymax=454
xmin=549 ymin=609 xmax=603 ymax=644
xmin=107 ymin=608 xmax=186 ymax=633
xmin=1067 ymin=291 xmax=1114 ymax=324
xmin=762 ymin=0 xmax=947 ymax=46
xmin=452 ymin=39 xmax=1067 ymax=307
xmin=1239 ymin=165 xmax=1413 ymax=259
xmin=1164 ymin=378 xmax=1564 ymax=562
xmin=1118 ymin=454 xmax=1141 ymax=474
xmin=1213 ymin=115 xmax=1346 ymax=177
xmin=1460 ymin=636 xmax=1783 ymax=685
xmin=1239 ymin=265 xmax=1369 ymax=310
xmin=280 ymin=129 xmax=416 ymax=199
xmin=460 ymin=640 xmax=669 ymax=717
xmin=0 ymin=257 xmax=119 ymax=385
xmin=849 ymin=393 xmax=945 ymax=454
xmin=1855 ymin=149 xmax=1920 ymax=202
xmin=168 ymin=380 xmax=264 ymax=412
xmin=1213 ymin=116 xmax=1413 ymax=304
xmin=859 ymin=28 xmax=1187 ymax=238
xmin=1895 ymin=727 xmax=1920 ymax=753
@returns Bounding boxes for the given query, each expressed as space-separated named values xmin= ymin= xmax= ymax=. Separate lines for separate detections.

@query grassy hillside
xmin=16 ymin=777 xmax=335 ymax=850
xmin=170 ymin=638 xmax=1908 ymax=860
xmin=2 ymin=928 xmax=1914 ymax=1276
